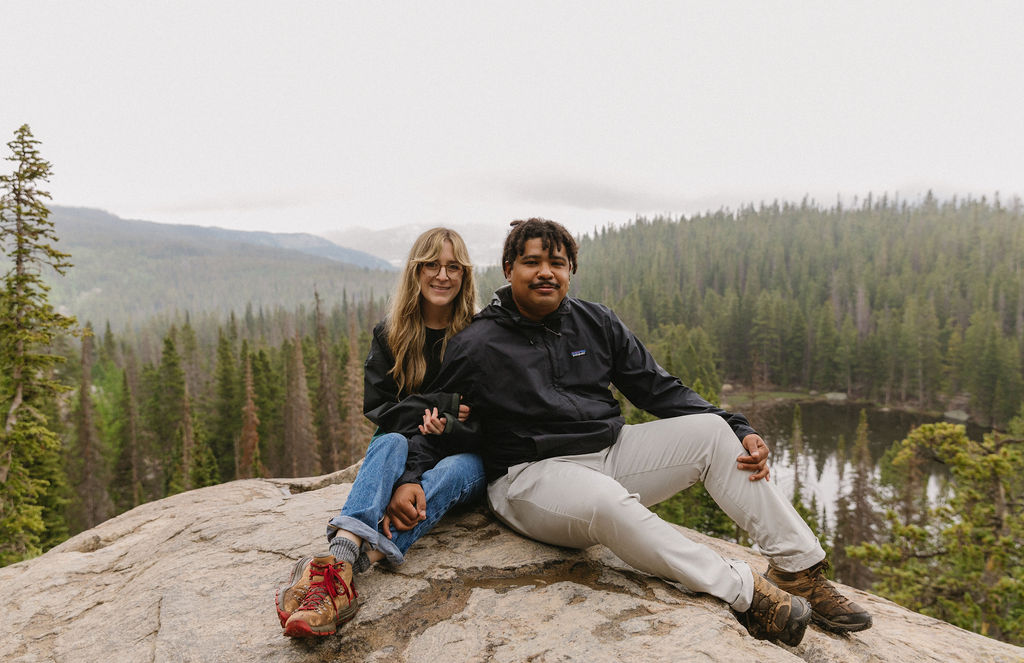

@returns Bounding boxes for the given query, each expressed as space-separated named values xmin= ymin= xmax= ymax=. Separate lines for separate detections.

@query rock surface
xmin=2 ymin=467 xmax=1022 ymax=663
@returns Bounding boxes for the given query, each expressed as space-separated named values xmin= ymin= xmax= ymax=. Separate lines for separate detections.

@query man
xmin=408 ymin=218 xmax=871 ymax=646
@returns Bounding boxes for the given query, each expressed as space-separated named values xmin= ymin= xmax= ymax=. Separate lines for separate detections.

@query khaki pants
xmin=487 ymin=413 xmax=825 ymax=611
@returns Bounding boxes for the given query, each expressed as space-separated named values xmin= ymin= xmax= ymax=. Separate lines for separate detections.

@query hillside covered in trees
xmin=550 ymin=194 xmax=1024 ymax=428
xmin=35 ymin=206 xmax=396 ymax=328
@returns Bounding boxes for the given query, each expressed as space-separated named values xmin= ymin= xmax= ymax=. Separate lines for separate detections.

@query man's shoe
xmin=766 ymin=560 xmax=873 ymax=633
xmin=282 ymin=555 xmax=359 ymax=637
xmin=732 ymin=573 xmax=812 ymax=646
xmin=275 ymin=554 xmax=316 ymax=627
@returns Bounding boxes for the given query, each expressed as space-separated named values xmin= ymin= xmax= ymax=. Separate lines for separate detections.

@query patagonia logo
xmin=570 ymin=349 xmax=587 ymax=357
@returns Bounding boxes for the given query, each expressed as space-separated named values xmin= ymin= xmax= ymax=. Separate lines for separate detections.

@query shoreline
xmin=720 ymin=388 xmax=966 ymax=425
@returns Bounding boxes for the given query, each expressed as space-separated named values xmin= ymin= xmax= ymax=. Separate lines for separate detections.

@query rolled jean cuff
xmin=326 ymin=515 xmax=405 ymax=565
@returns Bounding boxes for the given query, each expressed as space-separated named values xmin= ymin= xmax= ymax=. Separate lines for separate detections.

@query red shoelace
xmin=298 ymin=561 xmax=355 ymax=611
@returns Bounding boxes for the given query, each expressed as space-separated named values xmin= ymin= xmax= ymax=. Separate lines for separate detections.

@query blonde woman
xmin=275 ymin=228 xmax=484 ymax=638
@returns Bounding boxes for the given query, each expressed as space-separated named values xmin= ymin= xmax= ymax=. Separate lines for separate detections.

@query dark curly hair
xmin=501 ymin=218 xmax=579 ymax=274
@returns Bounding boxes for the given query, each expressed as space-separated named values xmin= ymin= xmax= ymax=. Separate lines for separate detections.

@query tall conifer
xmin=110 ymin=368 xmax=142 ymax=513
xmin=210 ymin=330 xmax=239 ymax=481
xmin=237 ymin=355 xmax=262 ymax=479
xmin=0 ymin=125 xmax=75 ymax=564
xmin=283 ymin=337 xmax=320 ymax=477
xmin=66 ymin=325 xmax=112 ymax=533
xmin=314 ymin=291 xmax=343 ymax=473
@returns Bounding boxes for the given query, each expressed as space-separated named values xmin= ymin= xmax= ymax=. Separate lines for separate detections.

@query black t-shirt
xmin=423 ymin=327 xmax=446 ymax=388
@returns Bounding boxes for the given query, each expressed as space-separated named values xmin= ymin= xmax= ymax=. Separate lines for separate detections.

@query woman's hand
xmin=418 ymin=407 xmax=446 ymax=435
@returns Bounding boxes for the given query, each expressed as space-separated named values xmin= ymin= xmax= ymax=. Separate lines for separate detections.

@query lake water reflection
xmin=737 ymin=400 xmax=990 ymax=525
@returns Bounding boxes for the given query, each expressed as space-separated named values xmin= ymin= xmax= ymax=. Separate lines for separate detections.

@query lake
xmin=737 ymin=400 xmax=990 ymax=525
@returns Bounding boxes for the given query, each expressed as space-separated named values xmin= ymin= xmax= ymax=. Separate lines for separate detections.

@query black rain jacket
xmin=363 ymin=321 xmax=476 ymax=485
xmin=407 ymin=286 xmax=757 ymax=483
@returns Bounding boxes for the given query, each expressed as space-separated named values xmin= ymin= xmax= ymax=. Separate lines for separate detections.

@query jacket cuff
xmin=441 ymin=392 xmax=461 ymax=434
xmin=397 ymin=470 xmax=423 ymax=486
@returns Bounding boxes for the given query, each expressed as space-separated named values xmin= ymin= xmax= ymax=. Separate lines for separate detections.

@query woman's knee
xmin=424 ymin=453 xmax=486 ymax=497
xmin=361 ymin=433 xmax=410 ymax=473
xmin=435 ymin=452 xmax=484 ymax=476
xmin=367 ymin=432 xmax=409 ymax=457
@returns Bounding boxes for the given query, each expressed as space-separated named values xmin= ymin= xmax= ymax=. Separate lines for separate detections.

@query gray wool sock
xmin=329 ymin=536 xmax=359 ymax=566
xmin=328 ymin=536 xmax=372 ymax=574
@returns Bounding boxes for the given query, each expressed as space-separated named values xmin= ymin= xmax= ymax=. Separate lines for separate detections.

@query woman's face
xmin=418 ymin=239 xmax=463 ymax=311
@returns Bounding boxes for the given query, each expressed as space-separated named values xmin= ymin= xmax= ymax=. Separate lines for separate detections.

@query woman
xmin=275 ymin=228 xmax=485 ymax=638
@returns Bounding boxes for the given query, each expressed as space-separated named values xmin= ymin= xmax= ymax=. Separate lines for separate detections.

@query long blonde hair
xmin=386 ymin=227 xmax=476 ymax=394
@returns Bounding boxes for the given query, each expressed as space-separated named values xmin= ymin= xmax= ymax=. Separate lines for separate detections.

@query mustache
xmin=529 ymin=280 xmax=561 ymax=290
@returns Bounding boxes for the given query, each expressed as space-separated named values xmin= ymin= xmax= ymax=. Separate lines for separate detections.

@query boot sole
xmin=812 ymin=611 xmax=873 ymax=633
xmin=275 ymin=555 xmax=315 ymax=627
xmin=283 ymin=599 xmax=360 ymax=638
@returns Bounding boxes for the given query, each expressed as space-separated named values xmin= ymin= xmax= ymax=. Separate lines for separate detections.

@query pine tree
xmin=110 ymin=368 xmax=142 ymax=513
xmin=237 ymin=354 xmax=262 ymax=479
xmin=314 ymin=292 xmax=343 ymax=473
xmin=0 ymin=124 xmax=76 ymax=564
xmin=210 ymin=329 xmax=240 ymax=481
xmin=850 ymin=420 xmax=1024 ymax=645
xmin=283 ymin=336 xmax=320 ymax=477
xmin=251 ymin=348 xmax=284 ymax=476
xmin=187 ymin=405 xmax=218 ymax=490
xmin=66 ymin=324 xmax=113 ymax=533
xmin=833 ymin=410 xmax=881 ymax=587
xmin=144 ymin=332 xmax=188 ymax=497
xmin=341 ymin=312 xmax=373 ymax=467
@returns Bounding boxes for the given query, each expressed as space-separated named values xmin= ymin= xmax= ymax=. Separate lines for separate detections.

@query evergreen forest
xmin=2 ymin=126 xmax=1022 ymax=644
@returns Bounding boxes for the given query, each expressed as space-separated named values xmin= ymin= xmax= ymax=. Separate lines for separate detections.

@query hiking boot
xmin=275 ymin=554 xmax=316 ymax=627
xmin=732 ymin=573 xmax=812 ymax=646
xmin=283 ymin=555 xmax=359 ymax=638
xmin=766 ymin=560 xmax=872 ymax=633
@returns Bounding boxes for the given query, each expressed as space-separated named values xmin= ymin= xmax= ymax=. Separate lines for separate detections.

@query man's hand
xmin=418 ymin=407 xmax=446 ymax=435
xmin=456 ymin=403 xmax=471 ymax=422
xmin=382 ymin=483 xmax=427 ymax=538
xmin=737 ymin=434 xmax=771 ymax=482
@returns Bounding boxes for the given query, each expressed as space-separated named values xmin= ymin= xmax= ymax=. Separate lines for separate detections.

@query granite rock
xmin=1 ymin=467 xmax=1021 ymax=663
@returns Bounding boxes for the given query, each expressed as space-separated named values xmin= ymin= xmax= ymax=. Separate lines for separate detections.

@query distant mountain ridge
xmin=36 ymin=206 xmax=396 ymax=328
xmin=324 ymin=223 xmax=508 ymax=267
xmin=52 ymin=206 xmax=393 ymax=270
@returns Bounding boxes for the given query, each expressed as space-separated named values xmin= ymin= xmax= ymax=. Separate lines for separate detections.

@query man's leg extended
xmin=610 ymin=413 xmax=869 ymax=633
xmin=488 ymin=453 xmax=753 ymax=610
xmin=609 ymin=413 xmax=825 ymax=573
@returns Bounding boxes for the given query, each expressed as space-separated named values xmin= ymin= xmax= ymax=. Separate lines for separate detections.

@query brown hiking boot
xmin=275 ymin=554 xmax=316 ymax=627
xmin=766 ymin=560 xmax=872 ymax=633
xmin=732 ymin=573 xmax=812 ymax=646
xmin=283 ymin=555 xmax=358 ymax=637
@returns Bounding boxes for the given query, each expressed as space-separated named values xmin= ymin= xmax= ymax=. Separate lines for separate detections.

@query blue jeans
xmin=326 ymin=432 xmax=486 ymax=565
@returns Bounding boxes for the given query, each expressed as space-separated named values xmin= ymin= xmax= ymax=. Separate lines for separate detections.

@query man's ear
xmin=503 ymin=261 xmax=512 ymax=281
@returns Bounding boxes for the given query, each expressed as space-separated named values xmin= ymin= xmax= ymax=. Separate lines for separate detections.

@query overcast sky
xmin=2 ymin=1 xmax=1022 ymax=238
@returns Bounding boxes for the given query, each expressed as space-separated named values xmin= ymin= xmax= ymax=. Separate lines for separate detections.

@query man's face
xmin=504 ymin=237 xmax=571 ymax=321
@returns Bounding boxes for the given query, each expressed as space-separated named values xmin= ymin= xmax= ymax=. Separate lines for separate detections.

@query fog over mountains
xmin=42 ymin=207 xmax=398 ymax=328
xmin=324 ymin=223 xmax=510 ymax=268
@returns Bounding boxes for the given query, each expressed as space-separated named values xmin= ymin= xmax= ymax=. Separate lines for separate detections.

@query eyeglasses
xmin=421 ymin=261 xmax=464 ymax=277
